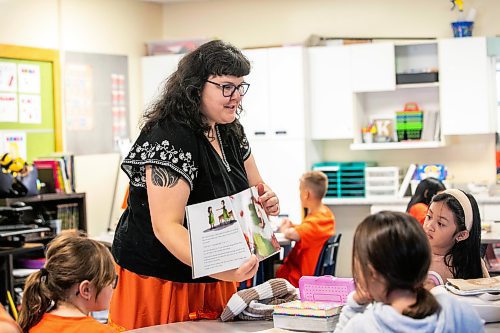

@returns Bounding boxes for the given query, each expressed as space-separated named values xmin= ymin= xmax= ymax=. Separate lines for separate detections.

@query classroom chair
xmin=314 ymin=233 xmax=342 ymax=276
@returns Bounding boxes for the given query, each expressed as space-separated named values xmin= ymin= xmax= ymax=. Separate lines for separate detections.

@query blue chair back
xmin=314 ymin=233 xmax=342 ymax=276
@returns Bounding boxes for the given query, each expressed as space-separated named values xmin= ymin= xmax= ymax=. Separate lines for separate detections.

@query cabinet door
xmin=268 ymin=47 xmax=306 ymax=139
xmin=249 ymin=138 xmax=307 ymax=223
xmin=241 ymin=49 xmax=270 ymax=137
xmin=308 ymin=46 xmax=354 ymax=139
xmin=350 ymin=42 xmax=396 ymax=92
xmin=141 ymin=54 xmax=183 ymax=107
xmin=439 ymin=37 xmax=496 ymax=135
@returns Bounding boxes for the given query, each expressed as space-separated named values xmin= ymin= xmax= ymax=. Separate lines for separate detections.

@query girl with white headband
xmin=423 ymin=189 xmax=489 ymax=289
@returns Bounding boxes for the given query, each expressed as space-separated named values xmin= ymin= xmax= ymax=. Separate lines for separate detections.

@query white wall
xmin=0 ymin=0 xmax=163 ymax=236
xmin=162 ymin=0 xmax=500 ymax=48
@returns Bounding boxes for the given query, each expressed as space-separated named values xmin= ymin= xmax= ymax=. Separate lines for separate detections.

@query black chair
xmin=313 ymin=233 xmax=342 ymax=276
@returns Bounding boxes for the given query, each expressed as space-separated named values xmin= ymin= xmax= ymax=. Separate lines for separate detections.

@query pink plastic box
xmin=299 ymin=275 xmax=355 ymax=304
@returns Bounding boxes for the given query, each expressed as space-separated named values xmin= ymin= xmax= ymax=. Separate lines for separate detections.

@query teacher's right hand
xmin=210 ymin=254 xmax=259 ymax=282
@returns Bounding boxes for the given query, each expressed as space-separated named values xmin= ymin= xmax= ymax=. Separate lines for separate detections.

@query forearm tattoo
xmin=151 ymin=166 xmax=180 ymax=188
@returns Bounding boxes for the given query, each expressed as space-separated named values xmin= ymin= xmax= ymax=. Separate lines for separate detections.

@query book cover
xmin=34 ymin=159 xmax=61 ymax=193
xmin=186 ymin=186 xmax=281 ymax=279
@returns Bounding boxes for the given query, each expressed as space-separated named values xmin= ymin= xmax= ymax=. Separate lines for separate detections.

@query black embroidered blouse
xmin=112 ymin=121 xmax=251 ymax=282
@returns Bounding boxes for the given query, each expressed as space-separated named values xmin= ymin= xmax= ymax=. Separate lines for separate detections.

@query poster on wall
xmin=111 ymin=73 xmax=128 ymax=151
xmin=0 ymin=62 xmax=17 ymax=92
xmin=18 ymin=64 xmax=40 ymax=94
xmin=0 ymin=131 xmax=27 ymax=159
xmin=65 ymin=63 xmax=94 ymax=131
xmin=19 ymin=94 xmax=42 ymax=124
xmin=0 ymin=93 xmax=18 ymax=122
xmin=64 ymin=52 xmax=129 ymax=155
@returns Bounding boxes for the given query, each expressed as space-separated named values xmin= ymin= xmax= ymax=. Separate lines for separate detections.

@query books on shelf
xmin=273 ymin=300 xmax=343 ymax=332
xmin=33 ymin=154 xmax=75 ymax=194
xmin=57 ymin=203 xmax=79 ymax=230
xmin=398 ymin=164 xmax=416 ymax=198
xmin=421 ymin=110 xmax=441 ymax=142
xmin=185 ymin=186 xmax=281 ymax=279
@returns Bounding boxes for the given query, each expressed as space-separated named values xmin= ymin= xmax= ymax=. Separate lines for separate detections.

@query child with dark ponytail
xmin=334 ymin=211 xmax=484 ymax=333
xmin=18 ymin=232 xmax=119 ymax=333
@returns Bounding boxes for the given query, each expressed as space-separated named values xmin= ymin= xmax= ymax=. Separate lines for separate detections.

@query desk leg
xmin=0 ymin=256 xmax=8 ymax=305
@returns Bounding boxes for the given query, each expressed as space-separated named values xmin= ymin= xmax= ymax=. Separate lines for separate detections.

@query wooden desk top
xmin=127 ymin=319 xmax=500 ymax=333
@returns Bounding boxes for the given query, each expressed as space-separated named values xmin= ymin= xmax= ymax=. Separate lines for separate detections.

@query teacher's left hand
xmin=257 ymin=183 xmax=280 ymax=216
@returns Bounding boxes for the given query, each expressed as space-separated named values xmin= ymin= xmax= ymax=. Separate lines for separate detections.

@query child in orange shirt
xmin=276 ymin=171 xmax=335 ymax=287
xmin=18 ymin=232 xmax=119 ymax=333
xmin=406 ymin=177 xmax=445 ymax=225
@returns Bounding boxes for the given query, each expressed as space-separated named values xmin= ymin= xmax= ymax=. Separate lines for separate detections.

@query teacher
xmin=109 ymin=40 xmax=280 ymax=330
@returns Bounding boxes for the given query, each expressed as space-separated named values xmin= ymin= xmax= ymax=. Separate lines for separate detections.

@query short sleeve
xmin=294 ymin=220 xmax=321 ymax=249
xmin=240 ymin=130 xmax=251 ymax=161
xmin=121 ymin=123 xmax=199 ymax=190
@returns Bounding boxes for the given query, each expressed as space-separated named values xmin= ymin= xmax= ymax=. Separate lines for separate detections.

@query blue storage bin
xmin=451 ymin=21 xmax=474 ymax=38
xmin=312 ymin=162 xmax=373 ymax=198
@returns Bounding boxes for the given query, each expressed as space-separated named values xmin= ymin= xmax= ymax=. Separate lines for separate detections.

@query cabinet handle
xmin=275 ymin=130 xmax=287 ymax=135
xmin=254 ymin=131 xmax=266 ymax=135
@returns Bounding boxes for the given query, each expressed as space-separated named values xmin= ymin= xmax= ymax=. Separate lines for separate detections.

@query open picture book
xmin=186 ymin=186 xmax=281 ymax=279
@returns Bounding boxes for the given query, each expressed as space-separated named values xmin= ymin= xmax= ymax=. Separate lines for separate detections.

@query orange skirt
xmin=108 ymin=265 xmax=236 ymax=331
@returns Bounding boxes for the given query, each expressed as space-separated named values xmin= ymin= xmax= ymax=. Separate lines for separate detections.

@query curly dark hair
xmin=142 ymin=40 xmax=251 ymax=141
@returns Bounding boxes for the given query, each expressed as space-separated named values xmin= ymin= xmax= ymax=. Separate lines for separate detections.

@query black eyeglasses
xmin=206 ymin=80 xmax=250 ymax=97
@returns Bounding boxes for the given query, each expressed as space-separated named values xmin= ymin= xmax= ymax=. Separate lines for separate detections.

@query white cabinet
xmin=439 ymin=37 xmax=497 ymax=135
xmin=240 ymin=49 xmax=269 ymax=137
xmin=308 ymin=46 xmax=354 ymax=139
xmin=241 ymin=47 xmax=307 ymax=139
xmin=141 ymin=54 xmax=183 ymax=107
xmin=350 ymin=42 xmax=396 ymax=92
xmin=249 ymin=137 xmax=308 ymax=223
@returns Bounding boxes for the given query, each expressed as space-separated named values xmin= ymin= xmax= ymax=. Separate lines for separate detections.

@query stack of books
xmin=273 ymin=300 xmax=342 ymax=332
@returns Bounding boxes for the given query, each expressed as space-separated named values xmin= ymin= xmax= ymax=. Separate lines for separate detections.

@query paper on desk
xmin=253 ymin=329 xmax=296 ymax=333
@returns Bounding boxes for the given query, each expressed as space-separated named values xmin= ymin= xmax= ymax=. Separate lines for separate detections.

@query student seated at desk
xmin=0 ymin=304 xmax=21 ymax=333
xmin=424 ymin=189 xmax=489 ymax=289
xmin=18 ymin=232 xmax=119 ymax=333
xmin=406 ymin=177 xmax=446 ymax=225
xmin=276 ymin=171 xmax=335 ymax=287
xmin=334 ymin=211 xmax=484 ymax=333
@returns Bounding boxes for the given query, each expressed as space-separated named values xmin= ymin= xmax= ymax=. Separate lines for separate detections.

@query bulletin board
xmin=0 ymin=45 xmax=62 ymax=162
xmin=64 ymin=52 xmax=129 ymax=155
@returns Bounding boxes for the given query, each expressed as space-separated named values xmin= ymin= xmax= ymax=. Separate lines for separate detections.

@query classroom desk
xmin=127 ymin=319 xmax=500 ymax=333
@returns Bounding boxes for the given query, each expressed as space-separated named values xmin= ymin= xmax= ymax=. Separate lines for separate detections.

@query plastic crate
xmin=396 ymin=111 xmax=423 ymax=141
xmin=365 ymin=167 xmax=401 ymax=198
xmin=312 ymin=162 xmax=371 ymax=198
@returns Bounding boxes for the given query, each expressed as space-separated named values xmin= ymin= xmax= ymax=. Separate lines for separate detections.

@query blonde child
xmin=276 ymin=171 xmax=335 ymax=287
xmin=423 ymin=189 xmax=489 ymax=288
xmin=334 ymin=211 xmax=484 ymax=333
xmin=18 ymin=232 xmax=119 ymax=333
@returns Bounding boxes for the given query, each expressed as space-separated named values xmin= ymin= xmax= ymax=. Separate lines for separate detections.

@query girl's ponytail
xmin=18 ymin=269 xmax=52 ymax=332
xmin=403 ymin=286 xmax=441 ymax=319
